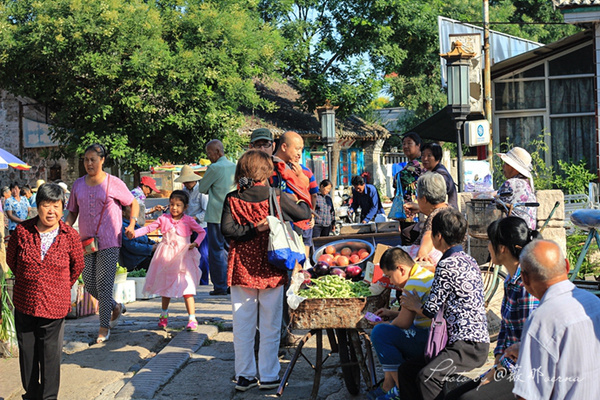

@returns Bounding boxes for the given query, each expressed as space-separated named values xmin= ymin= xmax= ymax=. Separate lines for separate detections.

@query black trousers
xmin=312 ymin=225 xmax=332 ymax=238
xmin=444 ymin=371 xmax=515 ymax=400
xmin=15 ymin=310 xmax=65 ymax=400
xmin=398 ymin=340 xmax=489 ymax=400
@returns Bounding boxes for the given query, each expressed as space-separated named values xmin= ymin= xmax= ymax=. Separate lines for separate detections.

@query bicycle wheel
xmin=480 ymin=263 xmax=501 ymax=307
xmin=483 ymin=268 xmax=507 ymax=343
xmin=335 ymin=329 xmax=361 ymax=395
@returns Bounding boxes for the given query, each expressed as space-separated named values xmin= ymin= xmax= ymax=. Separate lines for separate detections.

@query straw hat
xmin=175 ymin=165 xmax=201 ymax=183
xmin=32 ymin=179 xmax=45 ymax=193
xmin=496 ymin=147 xmax=533 ymax=179
xmin=57 ymin=182 xmax=70 ymax=193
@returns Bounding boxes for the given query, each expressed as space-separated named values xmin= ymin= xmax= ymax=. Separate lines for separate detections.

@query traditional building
xmin=239 ymin=80 xmax=390 ymax=191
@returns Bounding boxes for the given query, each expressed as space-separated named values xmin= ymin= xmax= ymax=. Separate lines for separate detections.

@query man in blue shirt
xmin=350 ymin=175 xmax=384 ymax=223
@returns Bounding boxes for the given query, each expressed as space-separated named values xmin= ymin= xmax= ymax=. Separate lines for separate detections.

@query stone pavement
xmin=0 ymin=286 xmax=362 ymax=400
xmin=1 ymin=285 xmax=499 ymax=400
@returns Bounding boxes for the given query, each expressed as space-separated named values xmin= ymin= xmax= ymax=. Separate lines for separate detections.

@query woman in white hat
xmin=496 ymin=147 xmax=537 ymax=230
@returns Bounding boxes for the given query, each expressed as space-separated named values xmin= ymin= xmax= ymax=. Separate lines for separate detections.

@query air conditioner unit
xmin=464 ymin=120 xmax=490 ymax=147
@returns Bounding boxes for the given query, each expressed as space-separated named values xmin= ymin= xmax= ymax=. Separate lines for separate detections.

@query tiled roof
xmin=239 ymin=79 xmax=389 ymax=141
xmin=553 ymin=0 xmax=600 ymax=8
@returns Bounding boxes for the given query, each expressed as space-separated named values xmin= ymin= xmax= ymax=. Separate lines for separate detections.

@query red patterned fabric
xmin=226 ymin=195 xmax=288 ymax=289
xmin=7 ymin=218 xmax=86 ymax=319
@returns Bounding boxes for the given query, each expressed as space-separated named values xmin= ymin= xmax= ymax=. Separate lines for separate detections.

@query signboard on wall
xmin=23 ymin=118 xmax=58 ymax=148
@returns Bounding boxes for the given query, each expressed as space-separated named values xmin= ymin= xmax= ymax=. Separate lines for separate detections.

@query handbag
xmin=266 ymin=188 xmax=306 ymax=271
xmin=424 ymin=304 xmax=448 ymax=361
xmin=388 ymin=173 xmax=406 ymax=220
xmin=81 ymin=175 xmax=111 ymax=256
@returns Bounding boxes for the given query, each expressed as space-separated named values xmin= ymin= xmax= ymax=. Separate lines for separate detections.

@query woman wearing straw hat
xmin=496 ymin=147 xmax=537 ymax=230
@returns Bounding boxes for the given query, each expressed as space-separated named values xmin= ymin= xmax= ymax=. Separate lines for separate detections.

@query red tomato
xmin=349 ymin=254 xmax=360 ymax=264
xmin=337 ymin=256 xmax=349 ymax=266
xmin=325 ymin=245 xmax=336 ymax=255
xmin=340 ymin=247 xmax=352 ymax=257
xmin=318 ymin=254 xmax=333 ymax=264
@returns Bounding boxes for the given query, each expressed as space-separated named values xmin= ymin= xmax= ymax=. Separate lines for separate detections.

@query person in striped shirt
xmin=367 ymin=247 xmax=434 ymax=400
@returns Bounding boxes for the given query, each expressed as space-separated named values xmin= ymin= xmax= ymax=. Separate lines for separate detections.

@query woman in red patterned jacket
xmin=221 ymin=150 xmax=311 ymax=392
xmin=7 ymin=183 xmax=85 ymax=400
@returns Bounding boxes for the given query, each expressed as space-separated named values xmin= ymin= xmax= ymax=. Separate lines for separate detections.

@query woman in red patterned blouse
xmin=7 ymin=183 xmax=85 ymax=400
xmin=221 ymin=150 xmax=311 ymax=392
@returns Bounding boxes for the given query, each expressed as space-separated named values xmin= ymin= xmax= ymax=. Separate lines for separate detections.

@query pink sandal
xmin=186 ymin=320 xmax=198 ymax=331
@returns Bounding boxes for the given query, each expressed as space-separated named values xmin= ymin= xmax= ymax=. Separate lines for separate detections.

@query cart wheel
xmin=335 ymin=329 xmax=361 ymax=395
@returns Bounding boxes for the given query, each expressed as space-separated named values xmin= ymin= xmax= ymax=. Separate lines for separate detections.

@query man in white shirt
xmin=509 ymin=239 xmax=600 ymax=400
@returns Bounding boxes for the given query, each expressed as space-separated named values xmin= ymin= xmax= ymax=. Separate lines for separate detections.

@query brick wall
xmin=0 ymin=90 xmax=80 ymax=189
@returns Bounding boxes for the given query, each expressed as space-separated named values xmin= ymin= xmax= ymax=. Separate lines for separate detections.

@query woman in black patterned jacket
xmin=398 ymin=207 xmax=489 ymax=400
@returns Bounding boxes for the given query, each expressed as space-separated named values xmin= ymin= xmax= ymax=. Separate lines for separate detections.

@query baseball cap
xmin=140 ymin=176 xmax=159 ymax=192
xmin=250 ymin=128 xmax=273 ymax=143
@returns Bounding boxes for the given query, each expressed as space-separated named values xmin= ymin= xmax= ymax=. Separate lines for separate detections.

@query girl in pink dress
xmin=132 ymin=190 xmax=206 ymax=331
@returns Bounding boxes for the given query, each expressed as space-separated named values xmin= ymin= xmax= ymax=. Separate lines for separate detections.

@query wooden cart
xmin=277 ymin=290 xmax=390 ymax=399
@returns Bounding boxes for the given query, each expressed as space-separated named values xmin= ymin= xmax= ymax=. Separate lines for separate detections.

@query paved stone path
xmin=1 ymin=283 xmax=501 ymax=400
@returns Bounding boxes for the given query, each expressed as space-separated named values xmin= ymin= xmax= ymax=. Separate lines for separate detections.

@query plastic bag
xmin=286 ymin=272 xmax=307 ymax=310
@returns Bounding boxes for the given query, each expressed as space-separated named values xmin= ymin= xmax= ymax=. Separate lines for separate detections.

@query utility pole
xmin=483 ymin=0 xmax=493 ymax=166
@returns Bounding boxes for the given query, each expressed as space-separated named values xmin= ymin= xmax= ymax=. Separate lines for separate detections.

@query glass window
xmin=495 ymin=81 xmax=545 ymax=111
xmin=549 ymin=78 xmax=594 ymax=114
xmin=338 ymin=149 xmax=364 ymax=187
xmin=550 ymin=116 xmax=596 ymax=172
xmin=498 ymin=116 xmax=545 ymax=153
xmin=549 ymin=45 xmax=593 ymax=76
xmin=508 ymin=64 xmax=544 ymax=79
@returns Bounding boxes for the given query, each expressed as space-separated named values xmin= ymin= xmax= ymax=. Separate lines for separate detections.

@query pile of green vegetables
xmin=301 ymin=275 xmax=372 ymax=299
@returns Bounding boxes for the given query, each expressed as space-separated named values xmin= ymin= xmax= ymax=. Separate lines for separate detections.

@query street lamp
xmin=317 ymin=100 xmax=338 ymax=181
xmin=441 ymin=40 xmax=475 ymax=192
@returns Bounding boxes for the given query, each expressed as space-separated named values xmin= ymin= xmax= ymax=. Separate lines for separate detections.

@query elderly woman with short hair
xmin=7 ymin=183 xmax=85 ymax=400
xmin=403 ymin=172 xmax=450 ymax=265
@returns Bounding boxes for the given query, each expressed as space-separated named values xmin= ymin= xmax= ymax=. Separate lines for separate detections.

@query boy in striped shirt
xmin=368 ymin=247 xmax=435 ymax=400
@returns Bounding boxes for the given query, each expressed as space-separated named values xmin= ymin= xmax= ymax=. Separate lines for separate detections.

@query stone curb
xmin=115 ymin=324 xmax=219 ymax=399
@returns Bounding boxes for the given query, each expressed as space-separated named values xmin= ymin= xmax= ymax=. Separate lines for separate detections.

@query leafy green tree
xmin=0 ymin=0 xmax=283 ymax=171
xmin=259 ymin=0 xmax=383 ymax=118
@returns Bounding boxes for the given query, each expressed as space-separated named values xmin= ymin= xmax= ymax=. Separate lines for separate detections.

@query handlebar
xmin=494 ymin=197 xmax=540 ymax=215
xmin=520 ymin=202 xmax=540 ymax=207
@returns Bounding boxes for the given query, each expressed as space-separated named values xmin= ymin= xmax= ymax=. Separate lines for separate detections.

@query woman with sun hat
xmin=496 ymin=147 xmax=537 ymax=230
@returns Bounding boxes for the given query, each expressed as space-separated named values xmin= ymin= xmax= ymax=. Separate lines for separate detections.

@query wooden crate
xmin=290 ymin=290 xmax=390 ymax=330
xmin=339 ymin=223 xmax=375 ymax=235
xmin=375 ymin=221 xmax=400 ymax=233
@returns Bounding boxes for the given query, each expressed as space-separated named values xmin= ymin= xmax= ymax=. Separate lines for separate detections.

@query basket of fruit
xmin=312 ymin=239 xmax=374 ymax=279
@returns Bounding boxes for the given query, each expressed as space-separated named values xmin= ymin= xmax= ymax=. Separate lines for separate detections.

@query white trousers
xmin=231 ymin=285 xmax=283 ymax=382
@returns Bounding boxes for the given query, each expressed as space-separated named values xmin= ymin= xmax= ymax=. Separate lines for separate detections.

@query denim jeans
xmin=207 ymin=222 xmax=228 ymax=292
xmin=371 ymin=323 xmax=429 ymax=372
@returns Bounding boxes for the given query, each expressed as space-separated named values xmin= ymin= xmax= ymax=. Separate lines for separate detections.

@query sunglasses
xmin=252 ymin=142 xmax=272 ymax=149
